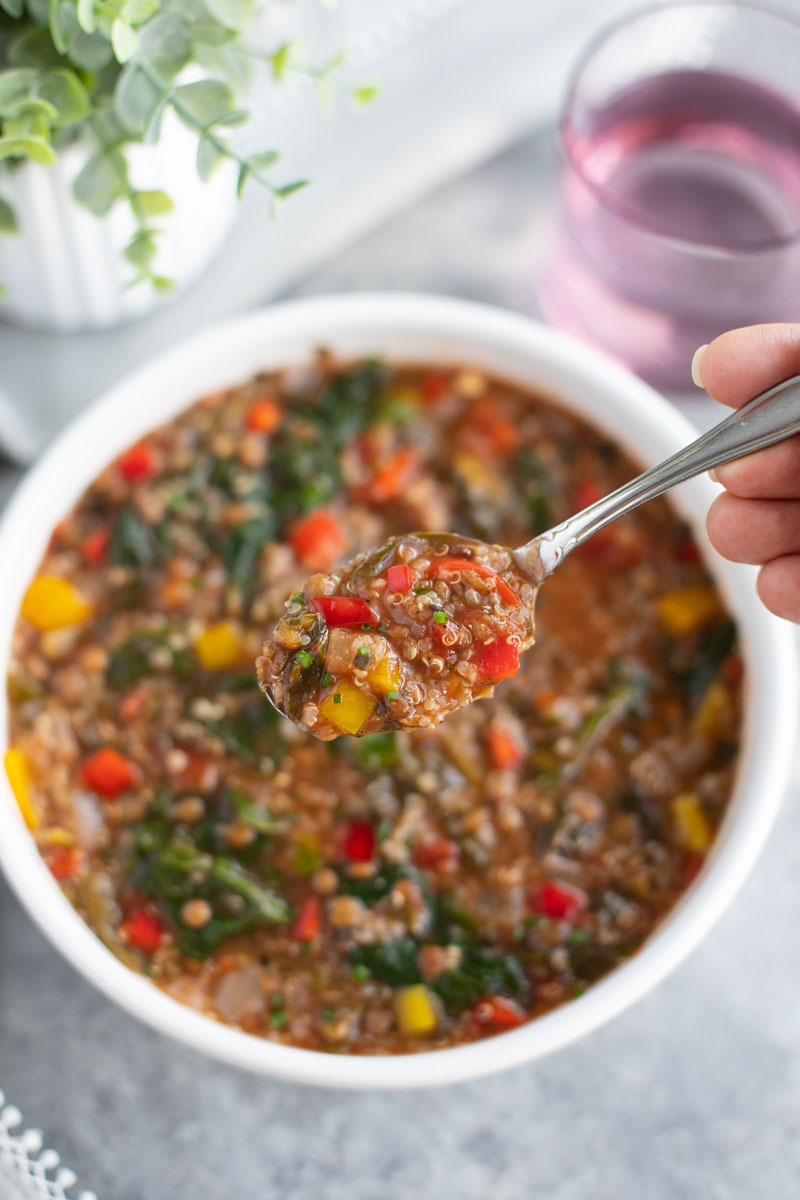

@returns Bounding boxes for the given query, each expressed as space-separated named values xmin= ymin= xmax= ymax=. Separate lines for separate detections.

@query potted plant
xmin=0 ymin=1 xmax=372 ymax=330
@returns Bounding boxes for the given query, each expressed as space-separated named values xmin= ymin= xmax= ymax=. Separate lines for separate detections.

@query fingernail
xmin=708 ymin=469 xmax=719 ymax=483
xmin=691 ymin=344 xmax=708 ymax=388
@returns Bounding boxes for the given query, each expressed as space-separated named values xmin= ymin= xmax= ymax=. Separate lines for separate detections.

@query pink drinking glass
xmin=538 ymin=2 xmax=800 ymax=390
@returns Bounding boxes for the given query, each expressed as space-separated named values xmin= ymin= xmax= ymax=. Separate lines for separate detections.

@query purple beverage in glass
xmin=539 ymin=3 xmax=800 ymax=390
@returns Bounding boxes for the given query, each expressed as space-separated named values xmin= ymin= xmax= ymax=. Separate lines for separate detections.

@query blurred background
xmin=1 ymin=1 xmax=800 ymax=1197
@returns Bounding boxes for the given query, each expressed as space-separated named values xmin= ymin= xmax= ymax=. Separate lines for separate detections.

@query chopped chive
xmin=270 ymin=1011 xmax=289 ymax=1029
xmin=189 ymin=577 xmax=203 ymax=590
xmin=321 ymin=1007 xmax=337 ymax=1021
xmin=333 ymin=693 xmax=342 ymax=704
xmin=290 ymin=593 xmax=304 ymax=605
xmin=361 ymin=623 xmax=373 ymax=631
xmin=299 ymin=940 xmax=311 ymax=956
xmin=296 ymin=649 xmax=314 ymax=668
xmin=386 ymin=689 xmax=400 ymax=701
xmin=269 ymin=992 xmax=285 ymax=1011
xmin=356 ymin=646 xmax=370 ymax=657
xmin=412 ymin=584 xmax=431 ymax=595
xmin=433 ymin=611 xmax=448 ymax=624
xmin=568 ymin=929 xmax=587 ymax=945
xmin=322 ymin=672 xmax=334 ymax=687
xmin=351 ymin=964 xmax=370 ymax=982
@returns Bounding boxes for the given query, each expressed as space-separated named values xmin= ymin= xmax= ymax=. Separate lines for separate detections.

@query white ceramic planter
xmin=0 ymin=112 xmax=238 ymax=333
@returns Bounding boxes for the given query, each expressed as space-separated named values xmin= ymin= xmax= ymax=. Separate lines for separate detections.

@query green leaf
xmin=123 ymin=228 xmax=158 ymax=271
xmin=353 ymin=83 xmax=379 ymax=107
xmin=0 ymin=196 xmax=18 ymax=234
xmin=270 ymin=40 xmax=295 ymax=82
xmin=273 ymin=179 xmax=308 ymax=199
xmin=172 ymin=79 xmax=235 ymax=129
xmin=76 ymin=0 xmax=95 ymax=33
xmin=111 ymin=18 xmax=139 ymax=63
xmin=48 ymin=3 xmax=80 ymax=54
xmin=246 ymin=149 xmax=279 ymax=173
xmin=196 ymin=135 xmax=224 ymax=181
xmin=28 ymin=0 xmax=50 ymax=21
xmin=4 ymin=110 xmax=51 ymax=140
xmin=114 ymin=63 xmax=162 ymax=134
xmin=203 ymin=0 xmax=254 ymax=31
xmin=150 ymin=274 xmax=175 ymax=293
xmin=213 ymin=107 xmax=249 ymax=128
xmin=8 ymin=27 xmax=63 ymax=70
xmin=4 ymin=96 xmax=57 ymax=121
xmin=68 ymin=29 xmax=114 ymax=71
xmin=122 ymin=0 xmax=158 ymax=25
xmin=131 ymin=189 xmax=173 ymax=219
xmin=235 ymin=162 xmax=248 ymax=199
xmin=73 ymin=149 xmax=128 ymax=215
xmin=0 ymin=70 xmax=36 ymax=117
xmin=0 ymin=137 xmax=56 ymax=165
xmin=0 ymin=0 xmax=25 ymax=17
xmin=38 ymin=70 xmax=90 ymax=126
xmin=137 ymin=14 xmax=192 ymax=80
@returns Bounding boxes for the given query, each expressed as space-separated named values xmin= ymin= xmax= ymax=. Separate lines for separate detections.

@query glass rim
xmin=559 ymin=0 xmax=800 ymax=255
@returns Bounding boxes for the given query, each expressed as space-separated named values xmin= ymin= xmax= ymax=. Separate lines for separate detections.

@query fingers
xmin=757 ymin=556 xmax=800 ymax=624
xmin=706 ymin=493 xmax=800 ymax=564
xmin=713 ymin=433 xmax=800 ymax=499
xmin=693 ymin=324 xmax=800 ymax=409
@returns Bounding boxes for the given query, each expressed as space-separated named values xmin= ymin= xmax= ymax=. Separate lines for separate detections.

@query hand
xmin=692 ymin=324 xmax=800 ymax=624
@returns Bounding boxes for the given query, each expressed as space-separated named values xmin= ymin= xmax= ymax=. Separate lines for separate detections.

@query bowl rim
xmin=0 ymin=292 xmax=796 ymax=1089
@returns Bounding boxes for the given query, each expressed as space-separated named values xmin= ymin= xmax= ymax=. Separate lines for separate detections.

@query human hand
xmin=692 ymin=324 xmax=800 ymax=624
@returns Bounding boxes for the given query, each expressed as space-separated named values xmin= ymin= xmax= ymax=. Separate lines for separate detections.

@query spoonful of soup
xmin=258 ymin=371 xmax=800 ymax=739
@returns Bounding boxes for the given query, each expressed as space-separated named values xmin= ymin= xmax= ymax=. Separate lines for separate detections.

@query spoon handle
xmin=517 ymin=373 xmax=800 ymax=582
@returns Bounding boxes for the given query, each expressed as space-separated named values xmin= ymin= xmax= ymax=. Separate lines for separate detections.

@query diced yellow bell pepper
xmin=320 ymin=681 xmax=376 ymax=735
xmin=672 ymin=792 xmax=712 ymax=852
xmin=21 ymin=576 xmax=92 ymax=631
xmin=5 ymin=747 xmax=38 ymax=830
xmin=36 ymin=825 xmax=74 ymax=847
xmin=453 ymin=453 xmax=507 ymax=501
xmin=394 ymin=984 xmax=438 ymax=1034
xmin=658 ymin=584 xmax=723 ymax=637
xmin=194 ymin=621 xmax=243 ymax=670
xmin=293 ymin=833 xmax=322 ymax=875
xmin=693 ymin=680 xmax=732 ymax=737
xmin=367 ymin=654 xmax=402 ymax=695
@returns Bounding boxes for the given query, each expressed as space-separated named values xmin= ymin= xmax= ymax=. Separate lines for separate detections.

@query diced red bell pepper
xmin=312 ymin=596 xmax=379 ymax=627
xmin=81 ymin=526 xmax=110 ymax=565
xmin=530 ymin=880 xmax=588 ymax=921
xmin=245 ymin=397 xmax=282 ymax=434
xmin=722 ymin=655 xmax=744 ymax=686
xmin=486 ymin=725 xmax=525 ymax=770
xmin=290 ymin=509 xmax=347 ymax=572
xmin=120 ymin=686 xmax=149 ymax=722
xmin=428 ymin=613 xmax=460 ymax=652
xmin=343 ymin=819 xmax=375 ymax=862
xmin=119 ymin=908 xmax=165 ymax=952
xmin=291 ymin=894 xmax=322 ymax=941
xmin=676 ymin=537 xmax=701 ymax=564
xmin=80 ymin=748 xmax=137 ymax=799
xmin=573 ymin=481 xmax=603 ymax=512
xmin=119 ymin=443 xmax=156 ymax=483
xmin=386 ymin=563 xmax=415 ymax=594
xmin=475 ymin=995 xmax=526 ymax=1028
xmin=682 ymin=854 xmax=705 ymax=888
xmin=413 ymin=837 xmax=460 ymax=872
xmin=464 ymin=399 xmax=518 ymax=455
xmin=421 ymin=372 xmax=448 ymax=404
xmin=428 ymin=557 xmax=519 ymax=608
xmin=45 ymin=844 xmax=87 ymax=881
xmin=363 ymin=447 xmax=420 ymax=504
xmin=473 ymin=637 xmax=520 ymax=683
xmin=572 ymin=482 xmax=647 ymax=568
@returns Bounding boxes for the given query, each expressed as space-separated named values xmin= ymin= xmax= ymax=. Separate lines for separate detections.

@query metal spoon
xmin=513 ymin=372 xmax=800 ymax=585
xmin=260 ymin=372 xmax=800 ymax=738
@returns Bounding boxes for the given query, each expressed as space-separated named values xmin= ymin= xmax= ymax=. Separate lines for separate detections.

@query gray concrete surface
xmin=1 ymin=130 xmax=799 ymax=1200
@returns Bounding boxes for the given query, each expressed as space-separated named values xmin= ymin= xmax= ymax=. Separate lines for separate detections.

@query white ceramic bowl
xmin=0 ymin=294 xmax=795 ymax=1089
